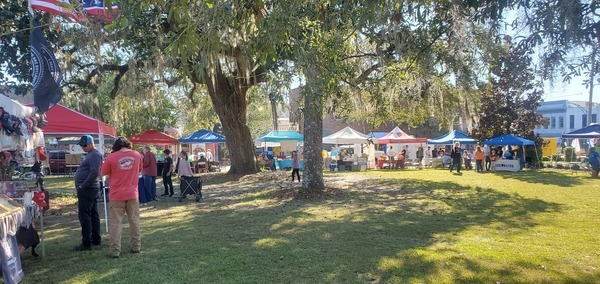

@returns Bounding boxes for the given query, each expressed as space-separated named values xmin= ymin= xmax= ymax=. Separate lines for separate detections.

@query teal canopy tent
xmin=258 ymin=131 xmax=304 ymax=142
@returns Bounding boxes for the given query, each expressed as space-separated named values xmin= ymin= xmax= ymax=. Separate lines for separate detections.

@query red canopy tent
xmin=377 ymin=126 xmax=427 ymax=144
xmin=128 ymin=129 xmax=179 ymax=145
xmin=31 ymin=104 xmax=116 ymax=137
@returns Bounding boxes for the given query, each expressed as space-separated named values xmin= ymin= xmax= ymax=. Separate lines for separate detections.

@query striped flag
xmin=31 ymin=19 xmax=62 ymax=113
xmin=30 ymin=0 xmax=118 ymax=23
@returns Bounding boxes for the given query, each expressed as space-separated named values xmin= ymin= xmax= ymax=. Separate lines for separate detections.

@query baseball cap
xmin=78 ymin=135 xmax=94 ymax=147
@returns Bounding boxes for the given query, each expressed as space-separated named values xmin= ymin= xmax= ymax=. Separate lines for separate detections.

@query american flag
xmin=30 ymin=0 xmax=119 ymax=23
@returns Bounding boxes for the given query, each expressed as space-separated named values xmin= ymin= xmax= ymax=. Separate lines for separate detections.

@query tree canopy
xmin=0 ymin=0 xmax=591 ymax=191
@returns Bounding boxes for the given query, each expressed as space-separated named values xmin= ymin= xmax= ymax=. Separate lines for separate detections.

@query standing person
xmin=474 ymin=146 xmax=484 ymax=172
xmin=463 ymin=150 xmax=472 ymax=170
xmin=449 ymin=142 xmax=462 ymax=173
xmin=291 ymin=150 xmax=301 ymax=182
xmin=160 ymin=149 xmax=174 ymax=197
xmin=387 ymin=146 xmax=396 ymax=169
xmin=142 ymin=146 xmax=157 ymax=201
xmin=176 ymin=151 xmax=194 ymax=177
xmin=416 ymin=145 xmax=424 ymax=168
xmin=398 ymin=145 xmax=407 ymax=169
xmin=515 ymin=145 xmax=525 ymax=170
xmin=206 ymin=149 xmax=213 ymax=162
xmin=589 ymin=147 xmax=600 ymax=178
xmin=101 ymin=137 xmax=143 ymax=258
xmin=483 ymin=144 xmax=491 ymax=171
xmin=74 ymin=135 xmax=103 ymax=251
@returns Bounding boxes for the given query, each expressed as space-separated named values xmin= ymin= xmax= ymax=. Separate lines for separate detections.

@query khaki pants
xmin=109 ymin=199 xmax=141 ymax=256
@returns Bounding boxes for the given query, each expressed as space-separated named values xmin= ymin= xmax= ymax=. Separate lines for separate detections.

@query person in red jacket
xmin=101 ymin=137 xmax=143 ymax=258
xmin=142 ymin=146 xmax=158 ymax=201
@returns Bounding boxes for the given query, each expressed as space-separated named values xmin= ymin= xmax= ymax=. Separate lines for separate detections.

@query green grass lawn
xmin=20 ymin=169 xmax=600 ymax=283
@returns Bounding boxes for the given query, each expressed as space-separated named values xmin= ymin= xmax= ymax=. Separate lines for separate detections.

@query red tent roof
xmin=128 ymin=129 xmax=179 ymax=145
xmin=377 ymin=126 xmax=427 ymax=144
xmin=34 ymin=104 xmax=116 ymax=137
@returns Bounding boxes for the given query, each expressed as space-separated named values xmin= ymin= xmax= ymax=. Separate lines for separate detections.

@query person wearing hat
xmin=74 ymin=135 xmax=103 ymax=251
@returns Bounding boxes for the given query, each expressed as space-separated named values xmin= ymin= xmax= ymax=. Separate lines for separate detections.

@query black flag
xmin=30 ymin=19 xmax=62 ymax=113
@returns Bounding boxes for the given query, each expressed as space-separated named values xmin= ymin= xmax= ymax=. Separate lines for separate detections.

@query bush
xmin=565 ymin=146 xmax=576 ymax=162
xmin=555 ymin=163 xmax=564 ymax=169
xmin=546 ymin=162 xmax=554 ymax=168
xmin=541 ymin=156 xmax=551 ymax=162
xmin=570 ymin=163 xmax=581 ymax=170
xmin=551 ymin=154 xmax=563 ymax=162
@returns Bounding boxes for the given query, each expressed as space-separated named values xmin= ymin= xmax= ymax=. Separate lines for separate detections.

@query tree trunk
xmin=300 ymin=65 xmax=325 ymax=193
xmin=203 ymin=65 xmax=258 ymax=175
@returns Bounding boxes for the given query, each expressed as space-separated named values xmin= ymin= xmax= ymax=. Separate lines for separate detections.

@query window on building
xmin=558 ymin=116 xmax=564 ymax=128
xmin=582 ymin=114 xmax=588 ymax=127
xmin=551 ymin=117 xmax=556 ymax=129
xmin=570 ymin=115 xmax=575 ymax=129
xmin=593 ymin=114 xmax=597 ymax=123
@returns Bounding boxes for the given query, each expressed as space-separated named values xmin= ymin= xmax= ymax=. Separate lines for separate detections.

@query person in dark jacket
xmin=449 ymin=142 xmax=462 ymax=173
xmin=74 ymin=135 xmax=103 ymax=251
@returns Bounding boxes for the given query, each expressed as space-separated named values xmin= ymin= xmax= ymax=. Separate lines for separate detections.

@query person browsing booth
xmin=74 ymin=135 xmax=103 ymax=251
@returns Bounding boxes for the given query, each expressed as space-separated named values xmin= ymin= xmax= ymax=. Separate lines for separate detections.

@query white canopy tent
xmin=323 ymin=126 xmax=370 ymax=144
xmin=323 ymin=126 xmax=375 ymax=169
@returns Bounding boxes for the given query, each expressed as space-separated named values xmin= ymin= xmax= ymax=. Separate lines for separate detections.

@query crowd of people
xmin=378 ymin=142 xmax=529 ymax=173
xmin=67 ymin=134 xmax=600 ymax=259
xmin=72 ymin=134 xmax=214 ymax=258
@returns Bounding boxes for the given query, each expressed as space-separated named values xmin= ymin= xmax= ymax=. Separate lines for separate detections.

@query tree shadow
xmin=21 ymin=176 xmax=596 ymax=283
xmin=491 ymin=170 xmax=585 ymax=187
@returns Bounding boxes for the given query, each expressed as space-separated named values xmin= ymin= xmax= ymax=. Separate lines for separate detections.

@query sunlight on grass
xmin=20 ymin=169 xmax=600 ymax=283
xmin=253 ymin=237 xmax=290 ymax=248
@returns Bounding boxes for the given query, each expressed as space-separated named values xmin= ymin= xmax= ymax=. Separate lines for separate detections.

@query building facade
xmin=535 ymin=100 xmax=600 ymax=139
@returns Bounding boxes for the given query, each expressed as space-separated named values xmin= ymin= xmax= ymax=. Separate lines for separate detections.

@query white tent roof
xmin=323 ymin=126 xmax=370 ymax=144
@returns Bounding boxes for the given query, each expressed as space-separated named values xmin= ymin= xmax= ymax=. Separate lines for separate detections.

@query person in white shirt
xmin=483 ymin=144 xmax=491 ymax=171
xmin=387 ymin=146 xmax=397 ymax=169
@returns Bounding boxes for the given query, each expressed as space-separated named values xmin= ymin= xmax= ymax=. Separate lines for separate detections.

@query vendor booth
xmin=323 ymin=126 xmax=372 ymax=171
xmin=377 ymin=127 xmax=427 ymax=166
xmin=128 ymin=129 xmax=180 ymax=203
xmin=179 ymin=129 xmax=226 ymax=172
xmin=256 ymin=131 xmax=303 ymax=171
xmin=1 ymin=95 xmax=45 ymax=152
xmin=33 ymin=104 xmax=115 ymax=159
xmin=482 ymin=134 xmax=537 ymax=172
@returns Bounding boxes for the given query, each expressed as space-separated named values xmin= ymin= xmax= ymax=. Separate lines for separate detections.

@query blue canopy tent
xmin=258 ymin=130 xmax=304 ymax=142
xmin=482 ymin=134 xmax=539 ymax=169
xmin=561 ymin=123 xmax=600 ymax=139
xmin=428 ymin=130 xmax=478 ymax=145
xmin=482 ymin=134 xmax=535 ymax=146
xmin=179 ymin=129 xmax=226 ymax=143
xmin=179 ymin=129 xmax=226 ymax=163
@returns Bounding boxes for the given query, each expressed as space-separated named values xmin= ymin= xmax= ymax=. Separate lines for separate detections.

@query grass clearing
xmin=19 ymin=169 xmax=600 ymax=283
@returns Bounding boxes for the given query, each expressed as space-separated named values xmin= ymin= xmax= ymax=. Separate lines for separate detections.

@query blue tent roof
xmin=482 ymin=134 xmax=535 ymax=146
xmin=367 ymin=131 xmax=388 ymax=139
xmin=179 ymin=129 xmax=226 ymax=143
xmin=561 ymin=123 xmax=600 ymax=138
xmin=428 ymin=130 xmax=478 ymax=145
xmin=258 ymin=131 xmax=303 ymax=142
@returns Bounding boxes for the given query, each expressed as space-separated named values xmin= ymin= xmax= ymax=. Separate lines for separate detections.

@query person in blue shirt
xmin=589 ymin=147 xmax=599 ymax=178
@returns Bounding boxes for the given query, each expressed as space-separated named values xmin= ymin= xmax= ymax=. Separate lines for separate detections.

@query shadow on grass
xmin=491 ymin=170 xmax=585 ymax=187
xmin=21 ymin=176 xmax=597 ymax=283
